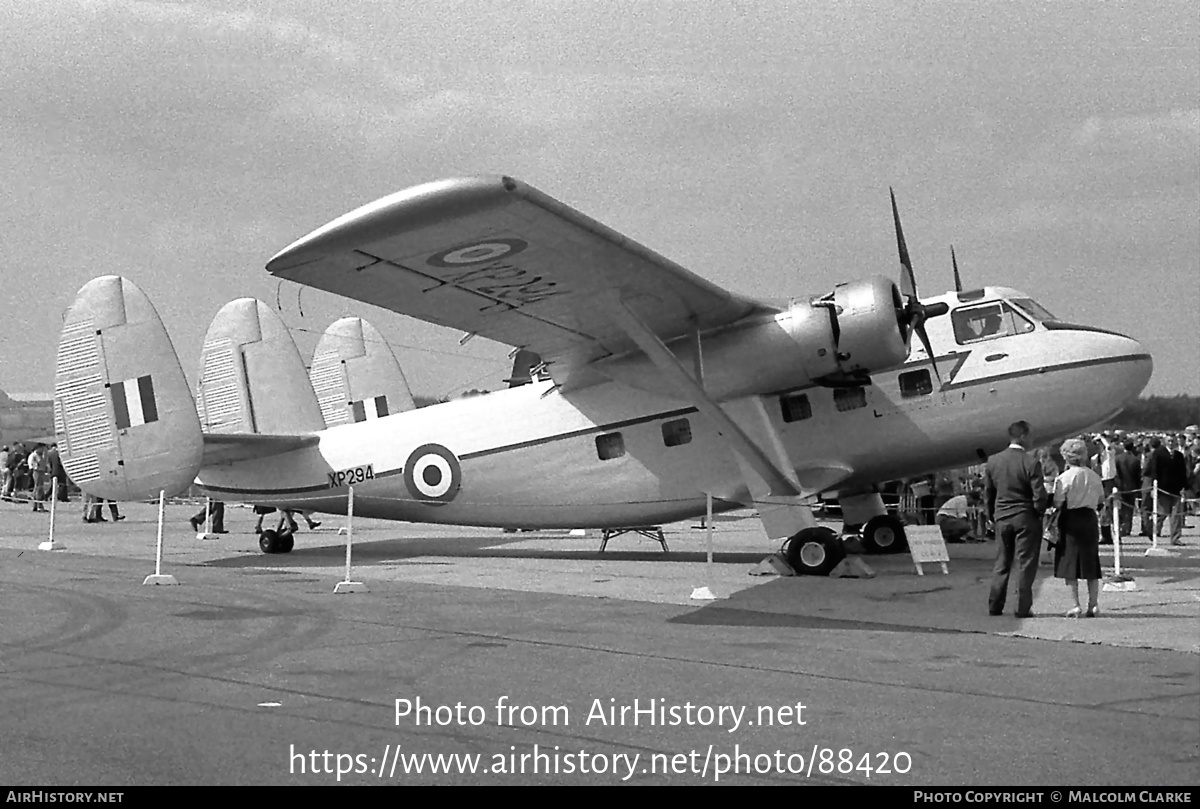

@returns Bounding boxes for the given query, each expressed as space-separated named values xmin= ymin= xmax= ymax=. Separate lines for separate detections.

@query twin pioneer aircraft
xmin=53 ymin=176 xmax=1153 ymax=573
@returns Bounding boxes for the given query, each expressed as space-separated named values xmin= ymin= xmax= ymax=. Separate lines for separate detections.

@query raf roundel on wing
xmin=426 ymin=238 xmax=528 ymax=267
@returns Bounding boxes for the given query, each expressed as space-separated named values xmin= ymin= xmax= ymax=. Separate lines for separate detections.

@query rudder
xmin=309 ymin=317 xmax=415 ymax=427
xmin=196 ymin=299 xmax=325 ymax=434
xmin=54 ymin=276 xmax=204 ymax=500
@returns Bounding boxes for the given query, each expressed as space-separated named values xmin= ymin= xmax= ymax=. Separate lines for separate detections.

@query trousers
xmin=989 ymin=510 xmax=1042 ymax=616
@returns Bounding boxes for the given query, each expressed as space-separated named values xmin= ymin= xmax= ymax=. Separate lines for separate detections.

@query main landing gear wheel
xmin=259 ymin=529 xmax=295 ymax=554
xmin=785 ymin=527 xmax=847 ymax=576
xmin=861 ymin=515 xmax=908 ymax=554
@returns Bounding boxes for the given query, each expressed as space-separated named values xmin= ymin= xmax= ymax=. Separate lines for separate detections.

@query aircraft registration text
xmin=329 ymin=464 xmax=375 ymax=488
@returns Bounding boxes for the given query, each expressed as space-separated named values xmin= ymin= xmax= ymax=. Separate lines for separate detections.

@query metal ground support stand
xmin=599 ymin=527 xmax=668 ymax=553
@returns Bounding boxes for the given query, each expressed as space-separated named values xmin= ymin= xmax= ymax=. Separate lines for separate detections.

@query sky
xmin=2 ymin=0 xmax=1197 ymax=401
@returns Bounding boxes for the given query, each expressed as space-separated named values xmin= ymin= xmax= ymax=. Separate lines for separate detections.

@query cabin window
xmin=951 ymin=301 xmax=1035 ymax=344
xmin=596 ymin=432 xmax=625 ymax=460
xmin=899 ymin=369 xmax=933 ymax=398
xmin=833 ymin=386 xmax=867 ymax=412
xmin=780 ymin=393 xmax=812 ymax=423
xmin=661 ymin=418 xmax=692 ymax=447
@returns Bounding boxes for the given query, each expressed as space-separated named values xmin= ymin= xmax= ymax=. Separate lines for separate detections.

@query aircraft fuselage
xmin=195 ymin=286 xmax=1152 ymax=528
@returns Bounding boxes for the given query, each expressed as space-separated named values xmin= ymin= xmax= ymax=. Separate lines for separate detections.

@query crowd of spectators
xmin=899 ymin=424 xmax=1199 ymax=545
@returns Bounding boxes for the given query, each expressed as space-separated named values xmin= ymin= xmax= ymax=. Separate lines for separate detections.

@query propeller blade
xmin=915 ymin=322 xmax=942 ymax=385
xmin=951 ymin=245 xmax=962 ymax=293
xmin=890 ymin=188 xmax=916 ymax=300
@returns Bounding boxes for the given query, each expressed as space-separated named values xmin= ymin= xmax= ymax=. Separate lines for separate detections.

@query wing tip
xmin=266 ymin=175 xmax=520 ymax=274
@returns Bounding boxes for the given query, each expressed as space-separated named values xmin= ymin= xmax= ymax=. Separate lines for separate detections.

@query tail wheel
xmin=785 ymin=527 xmax=847 ymax=576
xmin=259 ymin=529 xmax=283 ymax=554
xmin=861 ymin=515 xmax=908 ymax=554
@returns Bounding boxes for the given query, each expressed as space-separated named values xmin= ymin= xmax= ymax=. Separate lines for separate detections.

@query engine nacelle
xmin=803 ymin=275 xmax=909 ymax=381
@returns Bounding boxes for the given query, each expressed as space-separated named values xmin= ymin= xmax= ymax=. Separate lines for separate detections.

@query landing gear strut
xmin=785 ymin=527 xmax=847 ymax=576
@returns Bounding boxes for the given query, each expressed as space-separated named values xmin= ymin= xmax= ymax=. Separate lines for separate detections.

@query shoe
xmin=189 ymin=518 xmax=200 ymax=532
xmin=113 ymin=515 xmax=125 ymax=521
xmin=1085 ymin=606 xmax=1099 ymax=618
xmin=989 ymin=610 xmax=1004 ymax=616
xmin=214 ymin=530 xmax=228 ymax=534
xmin=1014 ymin=611 xmax=1035 ymax=618
xmin=1170 ymin=540 xmax=1185 ymax=546
xmin=308 ymin=521 xmax=321 ymax=529
xmin=1065 ymin=606 xmax=1082 ymax=619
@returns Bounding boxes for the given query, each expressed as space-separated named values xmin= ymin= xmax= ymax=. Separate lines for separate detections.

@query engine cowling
xmin=812 ymin=275 xmax=909 ymax=379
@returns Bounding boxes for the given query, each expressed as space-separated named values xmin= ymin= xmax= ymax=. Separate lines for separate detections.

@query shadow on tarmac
xmin=202 ymin=534 xmax=768 ymax=568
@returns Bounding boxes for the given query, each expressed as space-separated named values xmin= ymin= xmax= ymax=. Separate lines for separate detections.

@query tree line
xmin=1107 ymin=395 xmax=1200 ymax=431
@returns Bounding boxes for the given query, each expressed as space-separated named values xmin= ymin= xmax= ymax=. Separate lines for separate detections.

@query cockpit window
xmin=951 ymin=301 xmax=1035 ymax=344
xmin=1010 ymin=298 xmax=1056 ymax=321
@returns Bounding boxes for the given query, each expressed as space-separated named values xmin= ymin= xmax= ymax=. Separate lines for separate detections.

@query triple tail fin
xmin=54 ymin=276 xmax=203 ymax=499
xmin=308 ymin=317 xmax=415 ymax=427
xmin=196 ymin=299 xmax=325 ymax=435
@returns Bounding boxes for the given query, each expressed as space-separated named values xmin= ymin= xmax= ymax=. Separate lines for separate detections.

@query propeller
xmin=951 ymin=245 xmax=963 ymax=293
xmin=889 ymin=188 xmax=949 ymax=382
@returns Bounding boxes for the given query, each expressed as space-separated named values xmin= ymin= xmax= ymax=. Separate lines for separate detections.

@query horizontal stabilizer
xmin=201 ymin=433 xmax=321 ymax=465
xmin=309 ymin=317 xmax=415 ymax=427
xmin=54 ymin=276 xmax=204 ymax=499
xmin=197 ymin=299 xmax=325 ymax=435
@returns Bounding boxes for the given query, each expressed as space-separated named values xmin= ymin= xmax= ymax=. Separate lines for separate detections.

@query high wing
xmin=266 ymin=176 xmax=776 ymax=388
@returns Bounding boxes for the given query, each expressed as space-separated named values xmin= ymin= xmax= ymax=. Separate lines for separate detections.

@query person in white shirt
xmin=935 ymin=491 xmax=980 ymax=542
xmin=1053 ymin=438 xmax=1105 ymax=618
xmin=1094 ymin=432 xmax=1119 ymax=544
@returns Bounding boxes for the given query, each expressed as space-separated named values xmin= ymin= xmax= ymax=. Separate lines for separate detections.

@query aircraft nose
xmin=1087 ymin=330 xmax=1153 ymax=405
xmin=1117 ymin=334 xmax=1153 ymax=399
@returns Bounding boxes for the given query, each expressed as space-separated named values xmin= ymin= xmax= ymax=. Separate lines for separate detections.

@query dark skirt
xmin=1055 ymin=507 xmax=1102 ymax=581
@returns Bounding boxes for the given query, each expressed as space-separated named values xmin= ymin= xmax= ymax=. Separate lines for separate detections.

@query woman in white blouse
xmin=1053 ymin=438 xmax=1105 ymax=617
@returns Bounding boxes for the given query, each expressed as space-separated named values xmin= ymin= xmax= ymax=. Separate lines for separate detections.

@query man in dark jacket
xmin=984 ymin=420 xmax=1049 ymax=617
xmin=1115 ymin=441 xmax=1142 ymax=538
xmin=1149 ymin=435 xmax=1189 ymax=545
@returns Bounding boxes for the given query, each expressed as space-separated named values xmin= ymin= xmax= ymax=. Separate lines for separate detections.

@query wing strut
xmin=606 ymin=297 xmax=802 ymax=498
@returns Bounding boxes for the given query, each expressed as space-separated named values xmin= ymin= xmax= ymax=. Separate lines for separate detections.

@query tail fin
xmin=309 ymin=317 xmax=415 ymax=427
xmin=196 ymin=299 xmax=325 ymax=434
xmin=505 ymin=349 xmax=545 ymax=388
xmin=53 ymin=276 xmax=203 ymax=499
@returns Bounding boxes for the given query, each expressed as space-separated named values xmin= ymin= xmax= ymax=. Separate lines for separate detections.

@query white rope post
xmin=144 ymin=489 xmax=178 ymax=585
xmin=39 ymin=478 xmax=66 ymax=551
xmin=1113 ymin=496 xmax=1122 ymax=577
xmin=334 ymin=484 xmax=366 ymax=593
xmin=1145 ymin=480 xmax=1172 ymax=557
xmin=1151 ymin=480 xmax=1158 ymax=546
xmin=196 ymin=494 xmax=217 ymax=540
xmin=691 ymin=492 xmax=717 ymax=600
xmin=1105 ymin=493 xmax=1137 ymax=590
